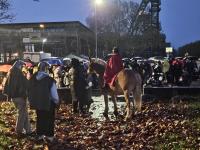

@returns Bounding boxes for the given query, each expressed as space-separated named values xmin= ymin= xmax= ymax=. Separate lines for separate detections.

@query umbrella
xmin=0 ymin=64 xmax=12 ymax=72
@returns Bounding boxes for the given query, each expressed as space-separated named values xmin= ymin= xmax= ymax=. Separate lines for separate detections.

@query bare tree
xmin=0 ymin=0 xmax=14 ymax=22
xmin=86 ymin=0 xmax=139 ymax=35
xmin=86 ymin=0 xmax=140 ymax=56
xmin=86 ymin=0 xmax=166 ymax=57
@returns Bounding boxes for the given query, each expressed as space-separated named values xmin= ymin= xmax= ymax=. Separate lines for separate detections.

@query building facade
xmin=0 ymin=21 xmax=94 ymax=62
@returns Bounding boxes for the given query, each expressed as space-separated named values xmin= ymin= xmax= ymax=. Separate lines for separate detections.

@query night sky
xmin=10 ymin=0 xmax=200 ymax=48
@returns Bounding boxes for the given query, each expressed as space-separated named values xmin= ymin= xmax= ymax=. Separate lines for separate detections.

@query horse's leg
xmin=124 ymin=90 xmax=132 ymax=120
xmin=133 ymin=85 xmax=142 ymax=112
xmin=103 ymin=93 xmax=109 ymax=119
xmin=111 ymin=94 xmax=118 ymax=117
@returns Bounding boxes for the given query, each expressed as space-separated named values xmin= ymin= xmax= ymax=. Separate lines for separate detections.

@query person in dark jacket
xmin=3 ymin=60 xmax=31 ymax=136
xmin=28 ymin=62 xmax=59 ymax=142
xmin=68 ymin=58 xmax=88 ymax=114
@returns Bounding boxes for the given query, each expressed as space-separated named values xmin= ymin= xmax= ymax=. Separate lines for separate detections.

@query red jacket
xmin=103 ymin=53 xmax=123 ymax=85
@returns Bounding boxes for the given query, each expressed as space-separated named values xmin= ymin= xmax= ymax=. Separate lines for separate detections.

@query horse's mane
xmin=91 ymin=58 xmax=107 ymax=67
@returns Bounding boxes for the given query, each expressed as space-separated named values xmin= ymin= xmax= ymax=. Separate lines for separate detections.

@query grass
xmin=155 ymin=133 xmax=190 ymax=149
xmin=0 ymin=135 xmax=13 ymax=149
xmin=154 ymin=99 xmax=200 ymax=149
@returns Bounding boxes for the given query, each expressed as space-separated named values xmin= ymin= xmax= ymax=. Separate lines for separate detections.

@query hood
xmin=13 ymin=60 xmax=25 ymax=70
xmin=36 ymin=71 xmax=49 ymax=80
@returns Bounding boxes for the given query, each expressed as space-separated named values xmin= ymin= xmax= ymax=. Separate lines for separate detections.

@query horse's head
xmin=87 ymin=58 xmax=106 ymax=75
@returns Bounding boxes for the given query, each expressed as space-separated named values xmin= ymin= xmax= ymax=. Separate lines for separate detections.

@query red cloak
xmin=103 ymin=53 xmax=123 ymax=86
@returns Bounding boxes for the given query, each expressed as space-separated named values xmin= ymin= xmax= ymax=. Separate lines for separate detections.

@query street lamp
xmin=95 ymin=0 xmax=103 ymax=58
xmin=39 ymin=24 xmax=45 ymax=29
xmin=42 ymin=38 xmax=47 ymax=52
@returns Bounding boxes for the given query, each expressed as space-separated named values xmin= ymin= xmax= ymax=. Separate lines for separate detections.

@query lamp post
xmin=39 ymin=24 xmax=45 ymax=29
xmin=39 ymin=24 xmax=45 ymax=33
xmin=42 ymin=38 xmax=47 ymax=52
xmin=40 ymin=24 xmax=46 ymax=52
xmin=95 ymin=0 xmax=103 ymax=58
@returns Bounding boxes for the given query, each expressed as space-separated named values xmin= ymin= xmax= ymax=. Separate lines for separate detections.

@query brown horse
xmin=88 ymin=59 xmax=142 ymax=120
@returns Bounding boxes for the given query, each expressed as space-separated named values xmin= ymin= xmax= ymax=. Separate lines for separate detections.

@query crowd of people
xmin=123 ymin=56 xmax=200 ymax=87
xmin=3 ymin=61 xmax=59 ymax=142
xmin=2 ymin=58 xmax=91 ymax=142
xmin=1 ymin=46 xmax=200 ymax=142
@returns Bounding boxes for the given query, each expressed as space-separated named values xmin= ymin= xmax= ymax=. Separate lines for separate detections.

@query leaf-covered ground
xmin=1 ymin=98 xmax=200 ymax=150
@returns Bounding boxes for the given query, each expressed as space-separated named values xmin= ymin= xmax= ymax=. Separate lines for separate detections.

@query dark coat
xmin=28 ymin=72 xmax=55 ymax=111
xmin=3 ymin=67 xmax=27 ymax=99
xmin=74 ymin=65 xmax=88 ymax=100
xmin=69 ymin=64 xmax=88 ymax=105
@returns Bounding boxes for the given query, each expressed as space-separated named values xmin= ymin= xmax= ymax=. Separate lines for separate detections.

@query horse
xmin=88 ymin=59 xmax=142 ymax=120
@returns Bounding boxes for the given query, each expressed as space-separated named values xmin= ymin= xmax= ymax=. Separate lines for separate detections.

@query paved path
xmin=89 ymin=95 xmax=126 ymax=120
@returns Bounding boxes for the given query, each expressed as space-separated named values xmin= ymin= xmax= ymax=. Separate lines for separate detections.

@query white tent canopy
xmin=63 ymin=54 xmax=89 ymax=62
xmin=63 ymin=54 xmax=90 ymax=67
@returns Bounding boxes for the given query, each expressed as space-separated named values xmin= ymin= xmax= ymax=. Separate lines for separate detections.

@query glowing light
xmin=42 ymin=38 xmax=47 ymax=43
xmin=39 ymin=24 xmax=45 ymax=28
xmin=95 ymin=0 xmax=103 ymax=5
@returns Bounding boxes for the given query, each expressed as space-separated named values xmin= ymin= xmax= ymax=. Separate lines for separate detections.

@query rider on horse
xmin=103 ymin=47 xmax=124 ymax=89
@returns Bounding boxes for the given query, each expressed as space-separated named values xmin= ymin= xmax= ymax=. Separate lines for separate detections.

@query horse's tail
xmin=133 ymin=72 xmax=142 ymax=111
xmin=133 ymin=85 xmax=142 ymax=111
xmin=134 ymin=71 xmax=143 ymax=91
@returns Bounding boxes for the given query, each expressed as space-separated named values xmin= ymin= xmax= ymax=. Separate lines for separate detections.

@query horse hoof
xmin=114 ymin=111 xmax=119 ymax=117
xmin=124 ymin=117 xmax=128 ymax=122
xmin=103 ymin=112 xmax=108 ymax=118
xmin=124 ymin=116 xmax=131 ymax=121
xmin=105 ymin=117 xmax=110 ymax=121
